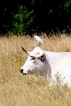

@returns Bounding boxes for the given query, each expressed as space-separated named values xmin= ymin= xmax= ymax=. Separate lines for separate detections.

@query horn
xmin=34 ymin=35 xmax=43 ymax=46
xmin=35 ymin=51 xmax=44 ymax=58
xmin=21 ymin=47 xmax=31 ymax=54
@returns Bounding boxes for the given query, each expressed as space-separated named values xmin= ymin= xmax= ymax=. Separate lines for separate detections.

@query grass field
xmin=0 ymin=34 xmax=71 ymax=106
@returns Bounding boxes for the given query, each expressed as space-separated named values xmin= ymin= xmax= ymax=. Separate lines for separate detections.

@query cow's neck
xmin=43 ymin=51 xmax=61 ymax=81
xmin=45 ymin=51 xmax=62 ymax=70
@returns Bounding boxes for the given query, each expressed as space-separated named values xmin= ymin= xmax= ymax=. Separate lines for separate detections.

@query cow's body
xmin=43 ymin=51 xmax=71 ymax=87
xmin=20 ymin=46 xmax=71 ymax=88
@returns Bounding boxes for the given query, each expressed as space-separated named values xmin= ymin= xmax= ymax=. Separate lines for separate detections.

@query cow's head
xmin=20 ymin=47 xmax=45 ymax=75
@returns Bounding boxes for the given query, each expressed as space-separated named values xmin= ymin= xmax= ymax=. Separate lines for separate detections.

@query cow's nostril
xmin=20 ymin=69 xmax=23 ymax=73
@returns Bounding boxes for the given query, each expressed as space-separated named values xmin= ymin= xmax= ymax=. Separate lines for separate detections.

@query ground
xmin=0 ymin=34 xmax=71 ymax=106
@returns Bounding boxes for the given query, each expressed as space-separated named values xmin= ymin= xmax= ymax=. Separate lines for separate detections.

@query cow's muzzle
xmin=20 ymin=69 xmax=27 ymax=75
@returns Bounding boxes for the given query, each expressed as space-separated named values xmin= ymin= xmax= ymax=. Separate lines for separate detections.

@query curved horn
xmin=21 ymin=47 xmax=31 ymax=54
xmin=34 ymin=35 xmax=43 ymax=46
xmin=35 ymin=50 xmax=44 ymax=58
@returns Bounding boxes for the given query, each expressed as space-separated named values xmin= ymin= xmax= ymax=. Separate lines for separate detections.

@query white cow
xmin=20 ymin=36 xmax=71 ymax=88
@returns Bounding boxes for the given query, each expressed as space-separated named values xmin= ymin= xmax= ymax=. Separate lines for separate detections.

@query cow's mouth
xmin=23 ymin=73 xmax=27 ymax=75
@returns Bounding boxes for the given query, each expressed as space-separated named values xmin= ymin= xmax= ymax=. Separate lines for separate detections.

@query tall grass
xmin=0 ymin=34 xmax=71 ymax=106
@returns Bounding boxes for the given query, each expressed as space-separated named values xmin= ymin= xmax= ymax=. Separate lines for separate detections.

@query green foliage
xmin=12 ymin=5 xmax=34 ymax=35
xmin=0 ymin=0 xmax=71 ymax=35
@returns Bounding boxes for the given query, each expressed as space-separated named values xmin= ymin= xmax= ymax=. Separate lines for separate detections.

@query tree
xmin=0 ymin=0 xmax=71 ymax=35
xmin=12 ymin=5 xmax=34 ymax=35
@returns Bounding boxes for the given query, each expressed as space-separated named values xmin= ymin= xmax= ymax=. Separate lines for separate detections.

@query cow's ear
xmin=40 ymin=55 xmax=44 ymax=62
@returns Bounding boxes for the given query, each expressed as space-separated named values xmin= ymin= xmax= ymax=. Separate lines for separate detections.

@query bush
xmin=12 ymin=5 xmax=34 ymax=35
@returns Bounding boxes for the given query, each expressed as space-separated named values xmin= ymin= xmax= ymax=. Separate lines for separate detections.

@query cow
xmin=20 ymin=36 xmax=71 ymax=88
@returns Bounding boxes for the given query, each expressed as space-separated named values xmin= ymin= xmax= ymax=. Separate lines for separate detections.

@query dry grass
xmin=0 ymin=34 xmax=71 ymax=106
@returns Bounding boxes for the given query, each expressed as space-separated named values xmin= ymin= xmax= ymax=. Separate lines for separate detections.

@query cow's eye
xmin=31 ymin=57 xmax=35 ymax=60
